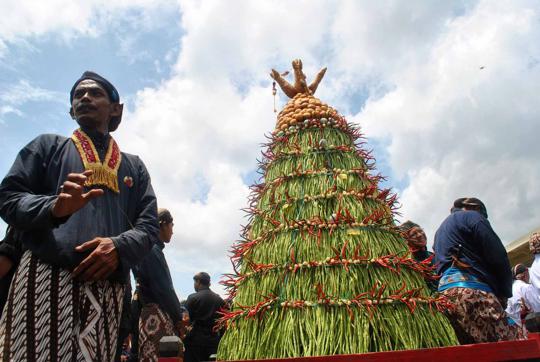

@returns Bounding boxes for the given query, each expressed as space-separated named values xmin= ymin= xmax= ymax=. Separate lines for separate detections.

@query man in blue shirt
xmin=434 ymin=197 xmax=517 ymax=344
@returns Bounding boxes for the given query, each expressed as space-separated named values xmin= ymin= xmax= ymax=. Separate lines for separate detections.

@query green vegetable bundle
xmin=217 ymin=61 xmax=457 ymax=360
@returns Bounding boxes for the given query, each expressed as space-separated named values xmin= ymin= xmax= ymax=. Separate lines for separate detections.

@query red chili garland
xmin=217 ymin=282 xmax=454 ymax=329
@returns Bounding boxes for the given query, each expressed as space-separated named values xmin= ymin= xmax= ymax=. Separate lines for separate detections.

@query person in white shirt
xmin=506 ymin=264 xmax=540 ymax=326
xmin=528 ymin=233 xmax=540 ymax=290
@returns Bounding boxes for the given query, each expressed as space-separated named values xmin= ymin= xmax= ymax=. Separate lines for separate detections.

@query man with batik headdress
xmin=433 ymin=197 xmax=518 ymax=344
xmin=0 ymin=71 xmax=159 ymax=361
xmin=133 ymin=208 xmax=186 ymax=362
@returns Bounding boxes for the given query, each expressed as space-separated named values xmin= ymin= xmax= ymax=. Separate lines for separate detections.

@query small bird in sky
xmin=479 ymin=66 xmax=485 ymax=70
xmin=281 ymin=71 xmax=290 ymax=77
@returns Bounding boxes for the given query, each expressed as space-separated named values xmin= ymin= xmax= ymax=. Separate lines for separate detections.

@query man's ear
xmin=69 ymin=107 xmax=76 ymax=120
xmin=111 ymin=103 xmax=123 ymax=118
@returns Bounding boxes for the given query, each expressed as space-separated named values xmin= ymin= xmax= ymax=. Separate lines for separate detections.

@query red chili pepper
xmin=340 ymin=240 xmax=349 ymax=259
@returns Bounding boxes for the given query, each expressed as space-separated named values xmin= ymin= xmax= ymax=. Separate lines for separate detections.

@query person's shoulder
xmin=186 ymin=292 xmax=198 ymax=303
xmin=464 ymin=210 xmax=483 ymax=220
xmin=25 ymin=134 xmax=68 ymax=151
xmin=210 ymin=289 xmax=224 ymax=301
xmin=448 ymin=209 xmax=482 ymax=226
xmin=120 ymin=150 xmax=139 ymax=160
xmin=34 ymin=133 xmax=68 ymax=142
xmin=437 ymin=212 xmax=458 ymax=227
xmin=514 ymin=279 xmax=526 ymax=287
xmin=119 ymin=152 xmax=151 ymax=173
xmin=461 ymin=210 xmax=489 ymax=228
xmin=144 ymin=243 xmax=160 ymax=259
xmin=120 ymin=152 xmax=142 ymax=165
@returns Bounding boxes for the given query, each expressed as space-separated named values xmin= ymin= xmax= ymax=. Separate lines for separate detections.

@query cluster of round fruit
xmin=274 ymin=93 xmax=343 ymax=132
xmin=273 ymin=117 xmax=347 ymax=137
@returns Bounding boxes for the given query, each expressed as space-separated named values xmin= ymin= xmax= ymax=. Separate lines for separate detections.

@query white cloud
xmin=0 ymin=0 xmax=175 ymax=45
xmin=0 ymin=80 xmax=62 ymax=106
xmin=0 ymin=80 xmax=64 ymax=121
xmin=356 ymin=0 xmax=540 ymax=244
xmin=0 ymin=105 xmax=23 ymax=117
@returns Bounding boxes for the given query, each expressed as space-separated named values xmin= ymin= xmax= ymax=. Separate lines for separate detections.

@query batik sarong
xmin=138 ymin=303 xmax=178 ymax=362
xmin=0 ymin=250 xmax=124 ymax=362
xmin=442 ymin=287 xmax=521 ymax=344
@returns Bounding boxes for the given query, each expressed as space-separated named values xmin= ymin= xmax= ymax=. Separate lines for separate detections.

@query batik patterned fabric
xmin=0 ymin=251 xmax=124 ymax=362
xmin=138 ymin=303 xmax=178 ymax=362
xmin=441 ymin=287 xmax=521 ymax=344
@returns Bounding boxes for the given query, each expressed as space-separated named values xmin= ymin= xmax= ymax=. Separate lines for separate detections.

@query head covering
xmin=399 ymin=220 xmax=427 ymax=252
xmin=399 ymin=220 xmax=421 ymax=231
xmin=529 ymin=232 xmax=540 ymax=254
xmin=512 ymin=263 xmax=528 ymax=279
xmin=194 ymin=272 xmax=211 ymax=286
xmin=452 ymin=197 xmax=488 ymax=219
xmin=70 ymin=71 xmax=122 ymax=132
xmin=158 ymin=208 xmax=173 ymax=225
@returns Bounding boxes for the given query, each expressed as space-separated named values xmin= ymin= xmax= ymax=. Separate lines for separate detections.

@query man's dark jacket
xmin=433 ymin=209 xmax=512 ymax=298
xmin=0 ymin=131 xmax=159 ymax=283
xmin=133 ymin=239 xmax=183 ymax=324
xmin=185 ymin=287 xmax=225 ymax=346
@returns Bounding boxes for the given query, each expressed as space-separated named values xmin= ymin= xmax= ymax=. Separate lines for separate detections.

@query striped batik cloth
xmin=0 ymin=250 xmax=124 ymax=362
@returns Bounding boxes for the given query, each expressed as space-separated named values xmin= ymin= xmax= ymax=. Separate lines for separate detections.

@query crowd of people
xmin=401 ymin=197 xmax=540 ymax=344
xmin=0 ymin=72 xmax=224 ymax=362
xmin=0 ymin=70 xmax=536 ymax=362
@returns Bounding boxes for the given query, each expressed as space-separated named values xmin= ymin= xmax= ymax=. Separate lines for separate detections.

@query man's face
xmin=194 ymin=279 xmax=201 ymax=292
xmin=162 ymin=221 xmax=174 ymax=243
xmin=70 ymin=79 xmax=119 ymax=131
xmin=518 ymin=269 xmax=530 ymax=283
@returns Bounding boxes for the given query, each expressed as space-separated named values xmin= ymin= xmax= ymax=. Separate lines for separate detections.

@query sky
xmin=1 ymin=0 xmax=540 ymax=299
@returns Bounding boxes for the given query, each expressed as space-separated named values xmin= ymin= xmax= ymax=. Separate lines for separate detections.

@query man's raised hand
xmin=52 ymin=170 xmax=104 ymax=218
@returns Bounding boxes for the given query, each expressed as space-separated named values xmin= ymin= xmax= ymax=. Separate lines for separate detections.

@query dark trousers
xmin=128 ymin=297 xmax=142 ymax=362
xmin=114 ymin=327 xmax=130 ymax=362
xmin=184 ymin=343 xmax=217 ymax=362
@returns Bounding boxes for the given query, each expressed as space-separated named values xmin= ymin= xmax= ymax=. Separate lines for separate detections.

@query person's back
xmin=185 ymin=272 xmax=225 ymax=362
xmin=134 ymin=208 xmax=185 ymax=362
xmin=434 ymin=208 xmax=512 ymax=299
xmin=433 ymin=197 xmax=516 ymax=344
xmin=187 ymin=288 xmax=223 ymax=329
